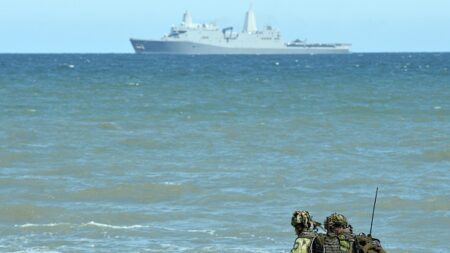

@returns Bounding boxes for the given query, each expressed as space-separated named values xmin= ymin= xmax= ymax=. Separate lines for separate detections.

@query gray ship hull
xmin=130 ymin=39 xmax=350 ymax=55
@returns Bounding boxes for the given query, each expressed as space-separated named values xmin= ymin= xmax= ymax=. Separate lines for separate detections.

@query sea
xmin=0 ymin=53 xmax=449 ymax=253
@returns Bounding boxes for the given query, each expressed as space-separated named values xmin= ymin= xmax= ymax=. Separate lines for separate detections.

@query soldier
xmin=320 ymin=213 xmax=355 ymax=253
xmin=321 ymin=213 xmax=387 ymax=253
xmin=290 ymin=210 xmax=323 ymax=253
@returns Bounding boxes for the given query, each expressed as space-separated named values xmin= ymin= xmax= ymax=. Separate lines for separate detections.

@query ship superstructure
xmin=130 ymin=9 xmax=351 ymax=54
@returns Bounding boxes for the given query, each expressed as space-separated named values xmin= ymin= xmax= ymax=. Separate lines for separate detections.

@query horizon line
xmin=1 ymin=51 xmax=449 ymax=54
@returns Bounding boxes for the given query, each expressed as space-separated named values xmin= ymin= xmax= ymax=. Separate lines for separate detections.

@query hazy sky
xmin=1 ymin=0 xmax=449 ymax=53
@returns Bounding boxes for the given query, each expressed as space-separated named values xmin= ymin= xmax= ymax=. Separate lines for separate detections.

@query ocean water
xmin=0 ymin=53 xmax=449 ymax=253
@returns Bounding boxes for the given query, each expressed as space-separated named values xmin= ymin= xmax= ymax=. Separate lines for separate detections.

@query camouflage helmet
xmin=291 ymin=210 xmax=312 ymax=229
xmin=324 ymin=213 xmax=349 ymax=230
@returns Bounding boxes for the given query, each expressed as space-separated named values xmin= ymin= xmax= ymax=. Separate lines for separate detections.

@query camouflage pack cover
xmin=355 ymin=234 xmax=386 ymax=253
xmin=291 ymin=210 xmax=312 ymax=228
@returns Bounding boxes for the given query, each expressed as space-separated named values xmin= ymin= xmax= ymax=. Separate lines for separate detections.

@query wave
xmin=83 ymin=221 xmax=147 ymax=230
xmin=0 ymin=204 xmax=65 ymax=224
xmin=15 ymin=223 xmax=70 ymax=228
xmin=10 ymin=249 xmax=61 ymax=253
xmin=380 ymin=195 xmax=450 ymax=211
xmin=422 ymin=149 xmax=450 ymax=161
xmin=187 ymin=229 xmax=215 ymax=235
xmin=15 ymin=221 xmax=148 ymax=230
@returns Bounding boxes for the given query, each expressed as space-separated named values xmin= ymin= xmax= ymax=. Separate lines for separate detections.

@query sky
xmin=1 ymin=0 xmax=449 ymax=53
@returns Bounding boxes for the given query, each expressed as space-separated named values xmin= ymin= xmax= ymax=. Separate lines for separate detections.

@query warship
xmin=130 ymin=9 xmax=351 ymax=54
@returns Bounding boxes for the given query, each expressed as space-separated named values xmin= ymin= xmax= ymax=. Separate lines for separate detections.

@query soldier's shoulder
xmin=354 ymin=233 xmax=383 ymax=244
xmin=299 ymin=231 xmax=320 ymax=239
xmin=310 ymin=232 xmax=326 ymax=242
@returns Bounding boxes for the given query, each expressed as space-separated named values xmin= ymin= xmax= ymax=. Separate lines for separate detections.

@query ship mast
xmin=243 ymin=7 xmax=257 ymax=33
xmin=182 ymin=11 xmax=193 ymax=28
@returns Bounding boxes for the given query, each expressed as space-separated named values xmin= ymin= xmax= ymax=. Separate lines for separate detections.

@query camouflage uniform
xmin=290 ymin=211 xmax=323 ymax=253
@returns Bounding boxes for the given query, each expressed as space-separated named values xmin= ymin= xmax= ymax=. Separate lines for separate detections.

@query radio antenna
xmin=369 ymin=187 xmax=378 ymax=236
xmin=369 ymin=187 xmax=379 ymax=236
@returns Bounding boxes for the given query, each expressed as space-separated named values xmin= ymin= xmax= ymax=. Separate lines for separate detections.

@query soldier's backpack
xmin=354 ymin=234 xmax=386 ymax=253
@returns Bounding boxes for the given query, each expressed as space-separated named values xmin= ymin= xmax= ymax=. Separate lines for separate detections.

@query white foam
xmin=17 ymin=222 xmax=147 ymax=230
xmin=15 ymin=223 xmax=69 ymax=228
xmin=84 ymin=221 xmax=146 ymax=229
xmin=187 ymin=229 xmax=215 ymax=235
xmin=11 ymin=249 xmax=61 ymax=253
xmin=162 ymin=181 xmax=181 ymax=185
